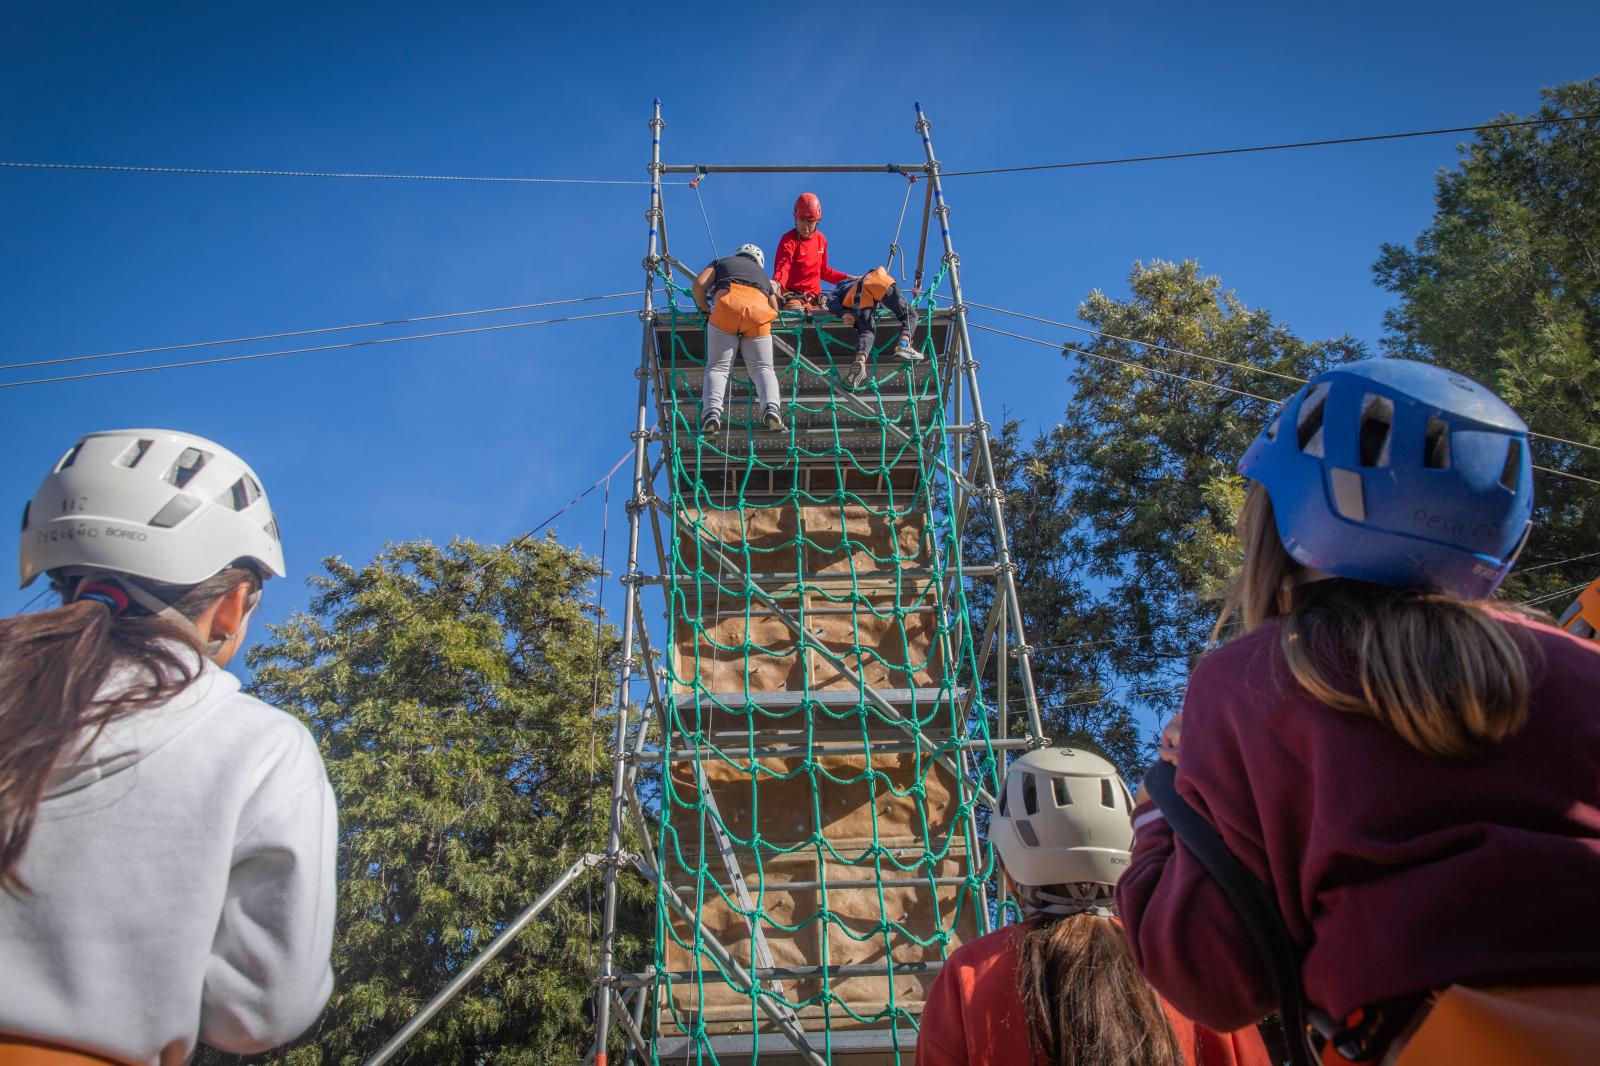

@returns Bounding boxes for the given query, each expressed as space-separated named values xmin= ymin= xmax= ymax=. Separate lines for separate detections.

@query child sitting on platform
xmin=826 ymin=267 xmax=922 ymax=389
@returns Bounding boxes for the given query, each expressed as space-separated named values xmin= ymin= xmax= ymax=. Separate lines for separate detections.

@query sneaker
xmin=762 ymin=407 xmax=786 ymax=433
xmin=701 ymin=411 xmax=722 ymax=436
xmin=894 ymin=337 xmax=924 ymax=363
xmin=845 ymin=361 xmax=870 ymax=390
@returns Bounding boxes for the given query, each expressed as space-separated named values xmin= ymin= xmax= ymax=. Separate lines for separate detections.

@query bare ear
xmin=211 ymin=579 xmax=254 ymax=639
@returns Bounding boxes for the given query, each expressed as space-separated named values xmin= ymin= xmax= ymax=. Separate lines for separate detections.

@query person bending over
xmin=693 ymin=243 xmax=785 ymax=434
xmin=826 ymin=266 xmax=922 ymax=389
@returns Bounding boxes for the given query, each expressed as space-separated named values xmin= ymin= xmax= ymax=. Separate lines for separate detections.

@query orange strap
xmin=1390 ymin=985 xmax=1600 ymax=1066
xmin=0 ymin=1038 xmax=125 ymax=1066
xmin=846 ymin=267 xmax=895 ymax=311
xmin=708 ymin=283 xmax=777 ymax=337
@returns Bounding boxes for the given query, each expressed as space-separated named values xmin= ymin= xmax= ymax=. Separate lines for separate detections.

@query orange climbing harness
xmin=0 ymin=1037 xmax=126 ymax=1066
xmin=1380 ymin=985 xmax=1600 ymax=1066
xmin=842 ymin=266 xmax=896 ymax=311
xmin=707 ymin=282 xmax=777 ymax=338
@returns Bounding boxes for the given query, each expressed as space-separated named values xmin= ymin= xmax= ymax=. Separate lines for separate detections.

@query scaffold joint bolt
xmin=638 ymin=309 xmax=658 ymax=324
xmin=974 ymin=419 xmax=991 ymax=433
xmin=963 ymin=360 xmax=980 ymax=372
xmin=646 ymin=161 xmax=665 ymax=175
xmin=942 ymin=251 xmax=961 ymax=266
xmin=630 ymin=428 xmax=650 ymax=442
xmin=934 ymin=203 xmax=951 ymax=221
xmin=952 ymin=303 xmax=970 ymax=315
xmin=1016 ymin=644 xmax=1035 ymax=657
xmin=642 ymin=254 xmax=663 ymax=271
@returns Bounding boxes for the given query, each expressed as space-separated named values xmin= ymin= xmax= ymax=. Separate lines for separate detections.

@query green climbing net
xmin=647 ymin=267 xmax=1009 ymax=1062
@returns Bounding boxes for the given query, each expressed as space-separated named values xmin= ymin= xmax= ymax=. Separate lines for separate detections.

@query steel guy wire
xmin=256 ymin=448 xmax=636 ymax=714
xmin=0 ymin=309 xmax=636 ymax=389
xmin=692 ymin=183 xmax=719 ymax=260
xmin=0 ymin=291 xmax=646 ymax=373
xmin=1520 ymin=581 xmax=1595 ymax=608
xmin=968 ymin=299 xmax=1600 ymax=457
xmin=970 ymin=322 xmax=1280 ymax=403
xmin=963 ymin=300 xmax=1307 ymax=383
xmin=972 ymin=321 xmax=1600 ymax=489
xmin=0 ymin=160 xmax=684 ymax=185
xmin=1515 ymin=549 xmax=1600 ymax=573
xmin=939 ymin=114 xmax=1599 ymax=177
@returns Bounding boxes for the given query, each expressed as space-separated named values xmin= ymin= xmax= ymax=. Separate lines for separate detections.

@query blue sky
xmin=3 ymin=1 xmax=1597 ymax=661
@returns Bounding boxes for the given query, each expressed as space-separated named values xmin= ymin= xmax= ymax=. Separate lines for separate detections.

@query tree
xmin=1375 ymin=78 xmax=1600 ymax=601
xmin=971 ymin=261 xmax=1361 ymax=775
xmin=198 ymin=537 xmax=651 ymax=1065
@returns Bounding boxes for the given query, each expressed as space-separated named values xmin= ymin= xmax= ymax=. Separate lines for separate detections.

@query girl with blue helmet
xmin=1115 ymin=360 xmax=1600 ymax=1062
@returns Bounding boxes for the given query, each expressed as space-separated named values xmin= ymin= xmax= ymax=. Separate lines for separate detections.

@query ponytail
xmin=1220 ymin=486 xmax=1537 ymax=758
xmin=0 ymin=567 xmax=256 ymax=892
xmin=1018 ymin=912 xmax=1184 ymax=1066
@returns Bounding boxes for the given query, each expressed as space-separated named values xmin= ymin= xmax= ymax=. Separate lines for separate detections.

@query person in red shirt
xmin=1117 ymin=359 xmax=1600 ymax=1057
xmin=771 ymin=192 xmax=850 ymax=313
xmin=917 ymin=747 xmax=1271 ymax=1066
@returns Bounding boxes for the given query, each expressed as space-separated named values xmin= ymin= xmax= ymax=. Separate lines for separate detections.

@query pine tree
xmin=197 ymin=536 xmax=650 ymax=1065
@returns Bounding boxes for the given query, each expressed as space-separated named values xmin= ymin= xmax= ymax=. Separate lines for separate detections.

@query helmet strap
xmin=1014 ymin=882 xmax=1117 ymax=918
xmin=74 ymin=573 xmax=231 ymax=657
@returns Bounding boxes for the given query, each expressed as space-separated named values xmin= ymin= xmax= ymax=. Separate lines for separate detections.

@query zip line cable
xmin=940 ymin=113 xmax=1600 ymax=178
xmin=0 ymin=310 xmax=635 ymax=389
xmin=967 ymin=299 xmax=1600 ymax=457
xmin=0 ymin=291 xmax=646 ymax=373
xmin=0 ymin=160 xmax=682 ymax=186
xmin=8 ymin=114 xmax=1592 ymax=189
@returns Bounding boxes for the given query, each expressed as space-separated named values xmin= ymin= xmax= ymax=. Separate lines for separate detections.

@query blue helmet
xmin=1238 ymin=358 xmax=1533 ymax=599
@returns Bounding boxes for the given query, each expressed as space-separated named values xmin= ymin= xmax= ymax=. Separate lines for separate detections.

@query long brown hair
xmin=1216 ymin=485 xmax=1536 ymax=758
xmin=0 ymin=568 xmax=256 ymax=893
xmin=1018 ymin=911 xmax=1184 ymax=1066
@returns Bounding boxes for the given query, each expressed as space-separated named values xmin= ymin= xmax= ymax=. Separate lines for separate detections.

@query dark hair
xmin=0 ymin=567 xmax=257 ymax=893
xmin=1018 ymin=912 xmax=1184 ymax=1066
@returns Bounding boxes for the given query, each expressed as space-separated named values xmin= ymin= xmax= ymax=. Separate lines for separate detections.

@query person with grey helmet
xmin=0 ymin=430 xmax=336 ymax=1064
xmin=693 ymin=243 xmax=786 ymax=435
xmin=916 ymin=747 xmax=1270 ymax=1066
xmin=1118 ymin=360 xmax=1600 ymax=1063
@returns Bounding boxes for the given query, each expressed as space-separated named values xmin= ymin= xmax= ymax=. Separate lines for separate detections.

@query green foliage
xmin=1374 ymin=77 xmax=1600 ymax=600
xmin=973 ymin=262 xmax=1357 ymax=776
xmin=197 ymin=537 xmax=650 ymax=1065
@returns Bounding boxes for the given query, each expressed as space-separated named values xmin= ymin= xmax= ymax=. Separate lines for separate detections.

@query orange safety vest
xmin=0 ymin=1037 xmax=126 ymax=1066
xmin=1382 ymin=985 xmax=1600 ymax=1066
xmin=707 ymin=282 xmax=777 ymax=338
xmin=840 ymin=267 xmax=895 ymax=312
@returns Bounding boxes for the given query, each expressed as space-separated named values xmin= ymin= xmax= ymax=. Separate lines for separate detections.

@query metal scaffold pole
xmin=589 ymin=96 xmax=665 ymax=1066
xmin=913 ymin=102 xmax=1047 ymax=743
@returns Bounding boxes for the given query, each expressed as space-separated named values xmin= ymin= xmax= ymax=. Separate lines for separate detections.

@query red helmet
xmin=794 ymin=192 xmax=822 ymax=221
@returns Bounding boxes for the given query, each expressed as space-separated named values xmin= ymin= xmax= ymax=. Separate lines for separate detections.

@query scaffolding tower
xmin=590 ymin=101 xmax=1047 ymax=1066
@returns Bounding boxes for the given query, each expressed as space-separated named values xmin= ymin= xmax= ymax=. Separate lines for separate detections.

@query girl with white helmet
xmin=1 ymin=430 xmax=336 ymax=1064
xmin=693 ymin=243 xmax=787 ymax=435
xmin=916 ymin=746 xmax=1270 ymax=1066
xmin=1118 ymin=360 xmax=1600 ymax=1062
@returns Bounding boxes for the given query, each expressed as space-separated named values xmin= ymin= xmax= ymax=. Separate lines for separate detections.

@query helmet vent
xmin=116 ymin=439 xmax=154 ymax=468
xmin=1051 ymin=777 xmax=1071 ymax=806
xmin=1330 ymin=468 xmax=1366 ymax=522
xmin=1358 ymin=394 xmax=1393 ymax=467
xmin=264 ymin=515 xmax=281 ymax=542
xmin=1264 ymin=415 xmax=1280 ymax=441
xmin=220 ymin=475 xmax=263 ymax=511
xmin=1015 ymin=819 xmax=1040 ymax=848
xmin=1100 ymin=778 xmax=1116 ymax=809
xmin=1423 ymin=418 xmax=1451 ymax=469
xmin=1499 ymin=440 xmax=1522 ymax=491
xmin=166 ymin=448 xmax=212 ymax=489
xmin=20 ymin=501 xmax=30 ymax=532
xmin=998 ymin=785 xmax=1009 ymax=816
xmin=1296 ymin=383 xmax=1329 ymax=457
xmin=55 ymin=443 xmax=85 ymax=472
xmin=149 ymin=495 xmax=201 ymax=529
xmin=1021 ymin=773 xmax=1039 ymax=816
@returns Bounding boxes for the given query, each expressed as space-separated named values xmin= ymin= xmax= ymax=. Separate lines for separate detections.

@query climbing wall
xmin=646 ymin=283 xmax=1004 ymax=1063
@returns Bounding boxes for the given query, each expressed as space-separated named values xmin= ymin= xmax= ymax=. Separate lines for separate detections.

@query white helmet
xmin=734 ymin=243 xmax=765 ymax=270
xmin=989 ymin=747 xmax=1135 ymax=890
xmin=20 ymin=428 xmax=286 ymax=589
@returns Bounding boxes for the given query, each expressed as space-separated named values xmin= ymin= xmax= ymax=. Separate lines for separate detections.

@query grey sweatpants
xmin=702 ymin=323 xmax=782 ymax=418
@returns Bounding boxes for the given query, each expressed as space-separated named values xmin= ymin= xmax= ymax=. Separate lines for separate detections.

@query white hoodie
xmin=0 ymin=650 xmax=337 ymax=1064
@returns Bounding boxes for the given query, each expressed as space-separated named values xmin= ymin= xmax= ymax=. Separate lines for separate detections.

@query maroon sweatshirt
xmin=1117 ymin=613 xmax=1600 ymax=1032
